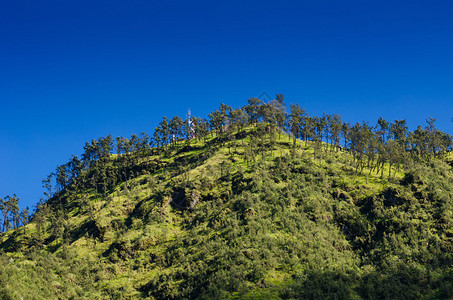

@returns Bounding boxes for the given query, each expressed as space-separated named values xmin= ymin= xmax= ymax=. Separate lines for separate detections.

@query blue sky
xmin=1 ymin=0 xmax=453 ymax=209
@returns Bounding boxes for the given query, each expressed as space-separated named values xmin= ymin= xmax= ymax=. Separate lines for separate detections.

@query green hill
xmin=1 ymin=101 xmax=453 ymax=299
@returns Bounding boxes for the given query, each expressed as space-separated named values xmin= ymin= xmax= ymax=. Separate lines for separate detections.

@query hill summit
xmin=1 ymin=98 xmax=453 ymax=299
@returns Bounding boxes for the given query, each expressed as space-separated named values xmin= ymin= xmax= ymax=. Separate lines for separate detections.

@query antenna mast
xmin=188 ymin=109 xmax=195 ymax=139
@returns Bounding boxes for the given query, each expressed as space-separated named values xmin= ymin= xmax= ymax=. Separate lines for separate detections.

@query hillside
xmin=1 ymin=102 xmax=453 ymax=299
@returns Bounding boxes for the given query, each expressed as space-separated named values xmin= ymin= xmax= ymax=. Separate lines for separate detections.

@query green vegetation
xmin=1 ymin=96 xmax=452 ymax=299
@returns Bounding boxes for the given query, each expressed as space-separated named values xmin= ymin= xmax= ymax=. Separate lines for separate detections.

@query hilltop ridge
xmin=1 ymin=99 xmax=453 ymax=299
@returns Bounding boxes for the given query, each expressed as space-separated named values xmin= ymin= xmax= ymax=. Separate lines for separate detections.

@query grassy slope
xmin=1 ymin=126 xmax=452 ymax=299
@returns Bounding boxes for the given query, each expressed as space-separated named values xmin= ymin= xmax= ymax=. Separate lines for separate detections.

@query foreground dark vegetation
xmin=1 ymin=96 xmax=453 ymax=299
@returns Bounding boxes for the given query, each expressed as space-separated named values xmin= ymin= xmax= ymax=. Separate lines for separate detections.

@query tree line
xmin=0 ymin=194 xmax=29 ymax=233
xmin=37 ymin=94 xmax=453 ymax=207
xmin=3 ymin=94 xmax=451 ymax=233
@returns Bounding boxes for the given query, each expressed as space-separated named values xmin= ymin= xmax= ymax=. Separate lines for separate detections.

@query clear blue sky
xmin=1 ymin=0 xmax=453 ymax=210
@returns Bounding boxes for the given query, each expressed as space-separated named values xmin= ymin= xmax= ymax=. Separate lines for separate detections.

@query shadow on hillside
xmin=0 ymin=231 xmax=23 ymax=253
xmin=280 ymin=267 xmax=447 ymax=300
xmin=140 ymin=264 xmax=452 ymax=299
xmin=68 ymin=219 xmax=101 ymax=244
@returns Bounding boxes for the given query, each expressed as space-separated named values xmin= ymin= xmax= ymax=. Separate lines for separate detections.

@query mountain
xmin=1 ymin=102 xmax=453 ymax=299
